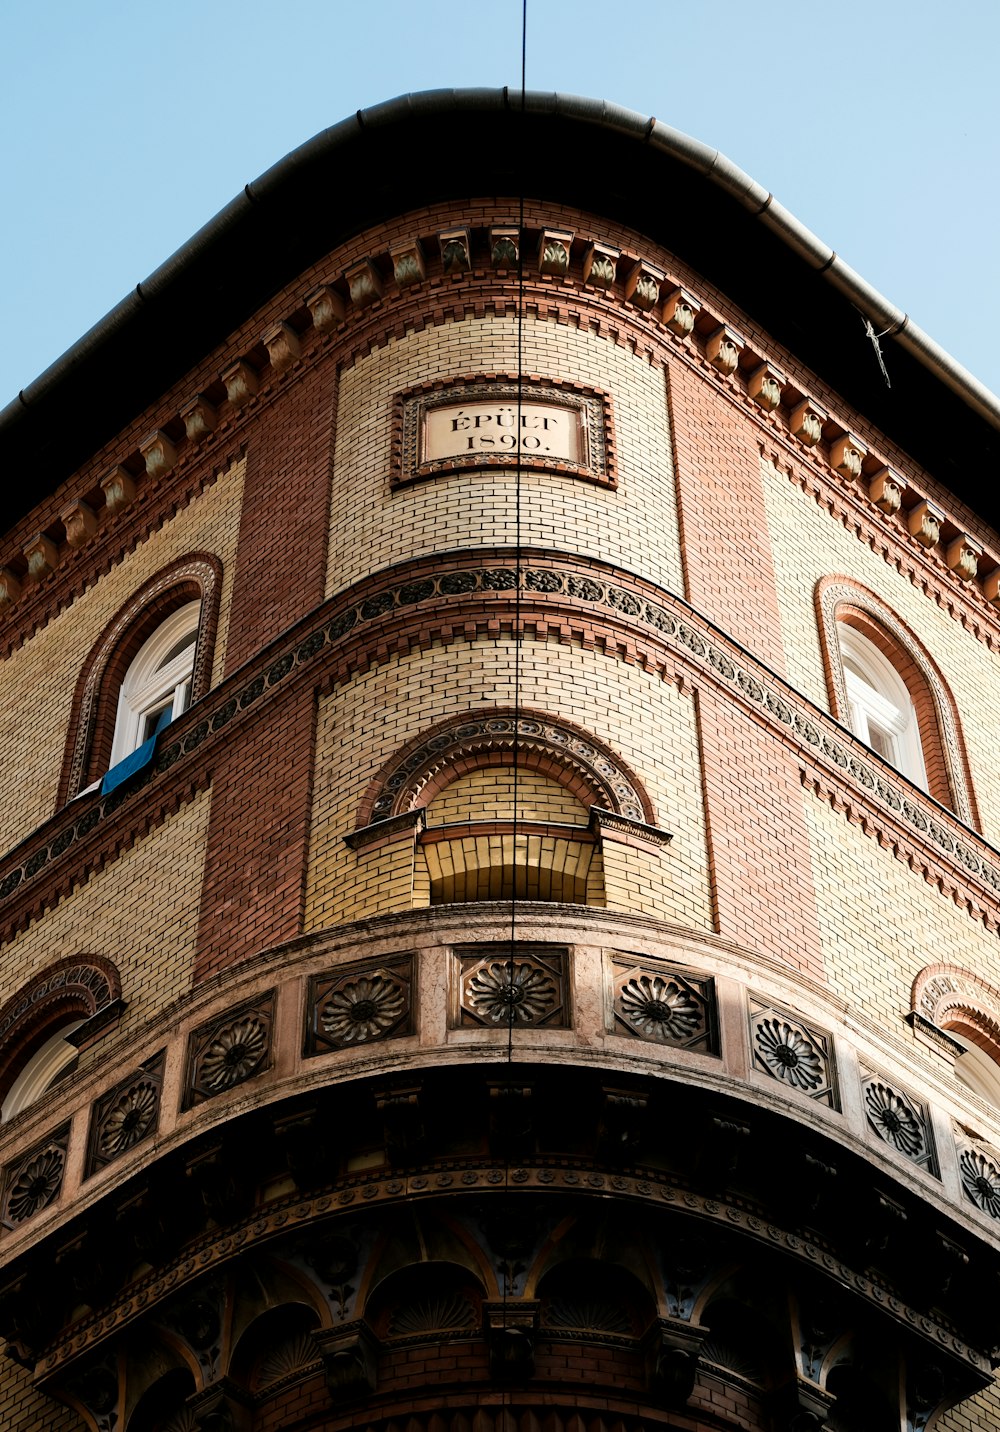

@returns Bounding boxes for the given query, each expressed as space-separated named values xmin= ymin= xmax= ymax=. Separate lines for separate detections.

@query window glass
xmin=838 ymin=626 xmax=927 ymax=789
xmin=109 ymin=602 xmax=200 ymax=768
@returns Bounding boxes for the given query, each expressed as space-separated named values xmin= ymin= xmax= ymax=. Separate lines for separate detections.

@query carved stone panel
xmin=749 ymin=1003 xmax=838 ymax=1108
xmin=455 ymin=945 xmax=568 ymax=1029
xmin=184 ymin=993 xmax=274 ymax=1108
xmin=610 ymin=956 xmax=717 ymax=1054
xmin=956 ymin=1138 xmax=1000 ymax=1221
xmin=305 ymin=956 xmax=413 ymax=1056
xmin=861 ymin=1073 xmax=937 ymax=1175
xmin=1 ymin=1124 xmax=70 ymax=1228
xmin=86 ymin=1053 xmax=164 ymax=1177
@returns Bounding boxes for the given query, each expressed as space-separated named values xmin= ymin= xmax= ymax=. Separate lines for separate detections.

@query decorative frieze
xmin=24 ymin=533 xmax=58 ymax=580
xmin=1 ymin=1126 xmax=69 ymax=1228
xmin=456 ymin=945 xmax=568 ymax=1029
xmin=180 ymin=394 xmax=217 ymax=442
xmin=861 ymin=1075 xmax=936 ymax=1173
xmin=750 ymin=1002 xmax=837 ymax=1107
xmin=610 ymin=957 xmax=716 ymax=1053
xmin=538 ymin=228 xmax=574 ymax=277
xmin=390 ymin=239 xmax=426 ymax=288
xmin=828 ymin=433 xmax=866 ymax=481
xmin=0 ymin=568 xmax=22 ymax=606
xmin=221 ymin=360 xmax=259 ymax=408
xmin=747 ymin=362 xmax=785 ymax=413
xmin=705 ymin=325 xmax=743 ymax=375
xmin=345 ymin=259 xmax=383 ymax=306
xmin=59 ymin=500 xmax=98 ymax=549
xmin=438 ymin=229 xmax=471 ymax=276
xmin=184 ymin=993 xmax=274 ymax=1107
xmin=661 ymin=287 xmax=700 ymax=337
xmin=582 ymin=242 xmax=618 ymax=289
xmin=945 ymin=533 xmax=981 ymax=582
xmin=489 ymin=227 xmax=519 ymax=269
xmin=305 ymin=956 xmax=413 ymax=1056
xmin=789 ymin=397 xmax=826 ymax=446
xmin=262 ymin=321 xmax=301 ymax=372
xmin=100 ymin=465 xmax=136 ymax=513
xmin=86 ymin=1054 xmax=164 ymax=1177
xmin=624 ymin=261 xmax=663 ymax=312
xmin=139 ymin=429 xmax=177 ymax=478
xmin=306 ymin=285 xmax=345 ymax=330
xmin=868 ymin=466 xmax=904 ymax=514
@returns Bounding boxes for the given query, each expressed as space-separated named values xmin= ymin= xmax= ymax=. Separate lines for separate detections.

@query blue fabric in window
xmin=100 ymin=734 xmax=158 ymax=795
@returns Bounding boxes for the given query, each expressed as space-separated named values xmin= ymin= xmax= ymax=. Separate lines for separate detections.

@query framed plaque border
xmin=391 ymin=373 xmax=617 ymax=491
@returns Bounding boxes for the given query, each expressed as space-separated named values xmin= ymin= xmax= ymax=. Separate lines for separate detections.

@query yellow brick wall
xmin=0 ymin=791 xmax=209 ymax=1066
xmin=939 ymin=1384 xmax=1000 ymax=1432
xmin=426 ymin=768 xmax=590 ymax=825
xmin=761 ymin=458 xmax=1000 ymax=845
xmin=0 ymin=459 xmax=245 ymax=856
xmin=0 ymin=1359 xmax=85 ymax=1431
xmin=804 ymin=785 xmax=1000 ymax=1136
xmin=305 ymin=637 xmax=710 ymax=929
xmin=327 ymin=318 xmax=684 ymax=598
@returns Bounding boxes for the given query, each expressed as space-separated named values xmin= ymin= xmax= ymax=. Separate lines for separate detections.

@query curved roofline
xmin=2 ymin=88 xmax=997 ymax=529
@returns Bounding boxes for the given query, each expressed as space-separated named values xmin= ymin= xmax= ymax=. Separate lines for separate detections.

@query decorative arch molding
xmin=60 ymin=553 xmax=223 ymax=802
xmin=911 ymin=964 xmax=1000 ymax=1056
xmin=0 ymin=955 xmax=123 ymax=1103
xmin=357 ymin=707 xmax=656 ymax=829
xmin=815 ymin=577 xmax=977 ymax=827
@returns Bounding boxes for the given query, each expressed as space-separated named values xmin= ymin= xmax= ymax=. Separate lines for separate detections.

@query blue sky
xmin=2 ymin=1 xmax=998 ymax=410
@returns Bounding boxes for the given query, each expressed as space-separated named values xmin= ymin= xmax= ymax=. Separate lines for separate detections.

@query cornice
xmin=3 ymin=203 xmax=999 ymax=657
xmin=2 ymin=549 xmax=1000 ymax=947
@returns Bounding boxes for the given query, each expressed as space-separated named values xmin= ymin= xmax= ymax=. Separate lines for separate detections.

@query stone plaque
xmin=395 ymin=378 xmax=613 ymax=488
xmin=423 ymin=400 xmax=583 ymax=465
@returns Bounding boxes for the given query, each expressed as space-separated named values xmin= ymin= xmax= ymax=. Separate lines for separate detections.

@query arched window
xmin=60 ymin=555 xmax=221 ymax=802
xmin=816 ymin=578 xmax=976 ymax=825
xmin=0 ymin=958 xmax=122 ymax=1121
xmin=109 ymin=601 xmax=200 ymax=767
xmin=352 ymin=709 xmax=670 ymax=913
xmin=838 ymin=625 xmax=928 ymax=788
xmin=911 ymin=965 xmax=1000 ymax=1108
xmin=1 ymin=1020 xmax=83 ymax=1121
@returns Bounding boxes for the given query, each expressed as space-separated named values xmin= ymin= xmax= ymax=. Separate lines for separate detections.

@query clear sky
xmin=2 ymin=0 xmax=998 ymax=411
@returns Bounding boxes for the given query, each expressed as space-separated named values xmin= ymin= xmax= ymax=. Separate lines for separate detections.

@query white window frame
xmin=109 ymin=602 xmax=201 ymax=768
xmin=838 ymin=625 xmax=928 ymax=789
xmin=2 ymin=1021 xmax=83 ymax=1121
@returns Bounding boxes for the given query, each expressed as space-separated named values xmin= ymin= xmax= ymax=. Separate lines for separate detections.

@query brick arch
xmin=815 ymin=577 xmax=978 ymax=827
xmin=911 ymin=964 xmax=1000 ymax=1060
xmin=59 ymin=553 xmax=222 ymax=803
xmin=357 ymin=707 xmax=655 ymax=829
xmin=0 ymin=955 xmax=122 ymax=1104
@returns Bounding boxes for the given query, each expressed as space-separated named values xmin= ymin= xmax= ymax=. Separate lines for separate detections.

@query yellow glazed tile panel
xmin=426 ymin=768 xmax=590 ymax=825
xmin=804 ymin=785 xmax=1000 ymax=1139
xmin=0 ymin=460 xmax=245 ymax=856
xmin=0 ymin=791 xmax=210 ymax=1068
xmin=327 ymin=317 xmax=683 ymax=597
xmin=761 ymin=459 xmax=1000 ymax=845
xmin=305 ymin=637 xmax=710 ymax=930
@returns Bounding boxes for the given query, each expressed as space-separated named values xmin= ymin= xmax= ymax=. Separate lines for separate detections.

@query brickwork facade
xmin=0 ymin=92 xmax=999 ymax=1432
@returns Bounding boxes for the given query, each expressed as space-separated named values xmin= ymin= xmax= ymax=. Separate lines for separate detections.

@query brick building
xmin=1 ymin=90 xmax=1000 ymax=1431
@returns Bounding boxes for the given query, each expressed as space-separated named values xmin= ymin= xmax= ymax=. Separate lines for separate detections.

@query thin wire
xmin=507 ymin=0 xmax=527 ymax=1069
xmin=499 ymin=0 xmax=528 ymax=1372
